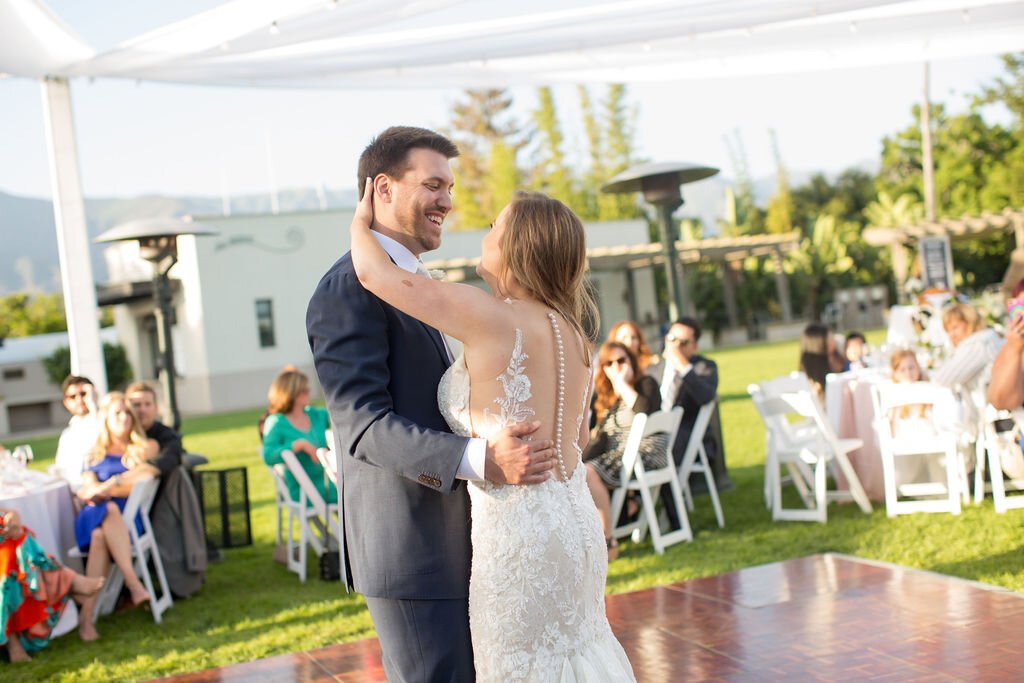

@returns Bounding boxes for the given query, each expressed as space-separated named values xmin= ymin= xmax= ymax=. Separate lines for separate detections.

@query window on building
xmin=2 ymin=367 xmax=25 ymax=380
xmin=256 ymin=299 xmax=276 ymax=348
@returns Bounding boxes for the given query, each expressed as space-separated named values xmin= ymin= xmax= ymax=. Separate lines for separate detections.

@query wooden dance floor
xmin=158 ymin=553 xmax=1024 ymax=681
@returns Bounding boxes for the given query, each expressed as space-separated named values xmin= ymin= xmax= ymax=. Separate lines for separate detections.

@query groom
xmin=307 ymin=126 xmax=555 ymax=681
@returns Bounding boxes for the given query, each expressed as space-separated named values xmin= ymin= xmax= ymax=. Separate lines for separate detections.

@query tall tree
xmin=448 ymin=89 xmax=522 ymax=229
xmin=529 ymin=87 xmax=574 ymax=206
xmin=723 ymin=129 xmax=763 ymax=234
xmin=577 ymin=85 xmax=605 ymax=220
xmin=596 ymin=84 xmax=643 ymax=221
xmin=764 ymin=129 xmax=795 ymax=234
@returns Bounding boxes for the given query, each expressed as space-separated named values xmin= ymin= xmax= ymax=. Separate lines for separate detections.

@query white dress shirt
xmin=372 ymin=231 xmax=487 ymax=481
xmin=54 ymin=413 xmax=100 ymax=491
xmin=660 ymin=361 xmax=692 ymax=413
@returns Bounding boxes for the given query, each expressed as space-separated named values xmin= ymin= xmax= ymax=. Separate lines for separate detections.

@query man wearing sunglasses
xmin=53 ymin=374 xmax=99 ymax=491
xmin=648 ymin=318 xmax=730 ymax=496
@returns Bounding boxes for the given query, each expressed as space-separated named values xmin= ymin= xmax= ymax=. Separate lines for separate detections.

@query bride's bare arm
xmin=350 ymin=177 xmax=504 ymax=344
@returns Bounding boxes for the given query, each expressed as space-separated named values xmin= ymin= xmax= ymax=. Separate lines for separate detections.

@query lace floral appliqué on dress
xmin=438 ymin=321 xmax=635 ymax=682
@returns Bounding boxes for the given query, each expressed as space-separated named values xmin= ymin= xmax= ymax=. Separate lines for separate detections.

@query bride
xmin=350 ymin=182 xmax=634 ymax=681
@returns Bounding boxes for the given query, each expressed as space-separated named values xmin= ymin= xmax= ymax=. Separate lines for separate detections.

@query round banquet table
xmin=0 ymin=469 xmax=82 ymax=636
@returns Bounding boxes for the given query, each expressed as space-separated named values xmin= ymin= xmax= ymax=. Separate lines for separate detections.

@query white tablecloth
xmin=825 ymin=369 xmax=890 ymax=501
xmin=0 ymin=470 xmax=79 ymax=563
xmin=0 ymin=469 xmax=81 ymax=636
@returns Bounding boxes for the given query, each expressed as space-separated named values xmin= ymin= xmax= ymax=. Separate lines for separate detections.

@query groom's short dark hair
xmin=358 ymin=126 xmax=459 ymax=196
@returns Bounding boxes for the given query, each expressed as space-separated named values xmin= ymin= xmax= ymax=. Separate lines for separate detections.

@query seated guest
xmin=583 ymin=342 xmax=664 ymax=560
xmin=649 ymin=317 xmax=730 ymax=491
xmin=887 ymin=349 xmax=932 ymax=436
xmin=799 ymin=323 xmax=845 ymax=400
xmin=989 ymin=279 xmax=1024 ymax=409
xmin=608 ymin=320 xmax=657 ymax=372
xmin=886 ymin=349 xmax=958 ymax=484
xmin=126 ymin=382 xmax=207 ymax=598
xmin=933 ymin=302 xmax=1004 ymax=392
xmin=258 ymin=364 xmax=299 ymax=442
xmin=53 ymin=375 xmax=100 ymax=491
xmin=74 ymin=393 xmax=156 ymax=640
xmin=262 ymin=369 xmax=337 ymax=507
xmin=844 ymin=331 xmax=868 ymax=370
xmin=0 ymin=508 xmax=104 ymax=661
xmin=124 ymin=382 xmax=182 ymax=480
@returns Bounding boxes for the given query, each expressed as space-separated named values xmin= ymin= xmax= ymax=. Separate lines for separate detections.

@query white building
xmin=102 ymin=210 xmax=658 ymax=417
xmin=0 ymin=328 xmax=118 ymax=437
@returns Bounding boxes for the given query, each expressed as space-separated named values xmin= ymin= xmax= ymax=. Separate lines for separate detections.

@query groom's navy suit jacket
xmin=307 ymin=252 xmax=472 ymax=599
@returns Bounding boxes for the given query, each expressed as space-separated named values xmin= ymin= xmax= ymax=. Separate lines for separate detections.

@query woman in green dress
xmin=262 ymin=369 xmax=337 ymax=507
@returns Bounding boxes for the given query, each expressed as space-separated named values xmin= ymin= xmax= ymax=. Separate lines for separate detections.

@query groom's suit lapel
xmin=375 ymin=253 xmax=450 ymax=368
xmin=420 ymin=322 xmax=451 ymax=368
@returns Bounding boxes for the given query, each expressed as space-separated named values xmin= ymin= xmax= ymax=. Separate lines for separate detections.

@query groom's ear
xmin=376 ymin=176 xmax=393 ymax=203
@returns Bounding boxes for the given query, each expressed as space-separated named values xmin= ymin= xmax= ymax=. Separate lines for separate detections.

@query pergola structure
xmin=3 ymin=0 xmax=1024 ymax=388
xmin=863 ymin=207 xmax=1024 ymax=298
xmin=428 ymin=231 xmax=800 ymax=329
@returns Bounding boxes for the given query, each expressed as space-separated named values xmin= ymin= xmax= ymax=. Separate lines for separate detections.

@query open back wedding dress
xmin=438 ymin=309 xmax=635 ymax=682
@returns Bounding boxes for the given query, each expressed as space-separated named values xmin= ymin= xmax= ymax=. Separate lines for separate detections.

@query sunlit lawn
xmin=9 ymin=331 xmax=1023 ymax=681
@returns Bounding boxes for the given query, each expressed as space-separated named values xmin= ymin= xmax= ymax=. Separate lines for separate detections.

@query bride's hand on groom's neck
xmin=484 ymin=421 xmax=556 ymax=486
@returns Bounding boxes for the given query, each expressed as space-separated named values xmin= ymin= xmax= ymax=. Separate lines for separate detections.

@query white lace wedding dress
xmin=438 ymin=313 xmax=635 ymax=682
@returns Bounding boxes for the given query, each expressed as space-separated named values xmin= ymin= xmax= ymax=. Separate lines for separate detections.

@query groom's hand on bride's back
xmin=484 ymin=421 xmax=556 ymax=486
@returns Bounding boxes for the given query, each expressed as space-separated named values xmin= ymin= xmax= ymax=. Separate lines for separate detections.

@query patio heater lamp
xmin=96 ymin=218 xmax=217 ymax=431
xmin=602 ymin=162 xmax=719 ymax=321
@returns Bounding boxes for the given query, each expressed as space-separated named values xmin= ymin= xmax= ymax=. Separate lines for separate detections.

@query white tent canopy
xmin=2 ymin=0 xmax=1023 ymax=397
xmin=4 ymin=0 xmax=1024 ymax=87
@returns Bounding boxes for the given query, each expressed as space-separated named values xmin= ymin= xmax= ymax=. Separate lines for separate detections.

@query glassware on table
xmin=11 ymin=445 xmax=31 ymax=470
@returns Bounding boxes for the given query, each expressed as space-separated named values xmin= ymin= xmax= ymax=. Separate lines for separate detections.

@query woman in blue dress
xmin=74 ymin=392 xmax=158 ymax=641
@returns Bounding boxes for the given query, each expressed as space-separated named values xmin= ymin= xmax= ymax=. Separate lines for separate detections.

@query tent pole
xmin=41 ymin=76 xmax=108 ymax=394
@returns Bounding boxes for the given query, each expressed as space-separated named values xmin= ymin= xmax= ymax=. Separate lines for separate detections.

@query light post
xmin=603 ymin=162 xmax=719 ymax=321
xmin=96 ymin=218 xmax=216 ymax=431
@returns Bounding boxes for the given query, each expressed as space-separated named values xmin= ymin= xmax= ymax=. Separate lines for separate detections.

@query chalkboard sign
xmin=919 ymin=235 xmax=954 ymax=291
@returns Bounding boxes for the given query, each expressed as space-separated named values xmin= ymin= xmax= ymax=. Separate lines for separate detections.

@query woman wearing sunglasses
xmin=583 ymin=341 xmax=666 ymax=559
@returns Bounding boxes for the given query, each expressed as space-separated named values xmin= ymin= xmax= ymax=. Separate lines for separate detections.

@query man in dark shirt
xmin=126 ymin=381 xmax=183 ymax=477
xmin=126 ymin=380 xmax=208 ymax=596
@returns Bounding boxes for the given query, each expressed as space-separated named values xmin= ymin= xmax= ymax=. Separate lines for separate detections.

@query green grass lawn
xmin=8 ymin=332 xmax=1023 ymax=681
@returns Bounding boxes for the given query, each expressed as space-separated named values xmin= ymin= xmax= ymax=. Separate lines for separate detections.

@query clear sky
xmin=0 ymin=2 xmax=1011 ymax=200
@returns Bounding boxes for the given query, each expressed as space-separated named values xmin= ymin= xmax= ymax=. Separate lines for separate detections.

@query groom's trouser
xmin=364 ymin=596 xmax=474 ymax=682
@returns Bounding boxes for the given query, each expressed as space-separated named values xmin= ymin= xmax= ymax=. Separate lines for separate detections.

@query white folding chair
xmin=677 ymin=400 xmax=724 ymax=528
xmin=870 ymin=382 xmax=962 ymax=517
xmin=70 ymin=476 xmax=174 ymax=624
xmin=279 ymin=450 xmax=340 ymax=582
xmin=314 ymin=447 xmax=343 ymax=555
xmin=609 ymin=407 xmax=691 ymax=553
xmin=749 ymin=376 xmax=830 ymax=513
xmin=974 ymin=407 xmax=1024 ymax=513
xmin=753 ymin=373 xmax=873 ymax=522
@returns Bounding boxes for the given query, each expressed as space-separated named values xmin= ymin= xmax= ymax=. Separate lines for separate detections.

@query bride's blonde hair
xmin=498 ymin=191 xmax=599 ymax=362
xmin=90 ymin=391 xmax=149 ymax=468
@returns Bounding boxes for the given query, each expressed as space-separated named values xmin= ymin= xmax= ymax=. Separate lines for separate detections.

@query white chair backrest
xmin=123 ymin=476 xmax=158 ymax=520
xmin=620 ymin=407 xmax=683 ymax=475
xmin=873 ymin=381 xmax=953 ymax=415
xmin=315 ymin=448 xmax=338 ymax=484
xmin=689 ymin=401 xmax=715 ymax=446
xmin=759 ymin=372 xmax=814 ymax=398
xmin=281 ymin=450 xmax=329 ymax=518
xmin=754 ymin=374 xmax=837 ymax=452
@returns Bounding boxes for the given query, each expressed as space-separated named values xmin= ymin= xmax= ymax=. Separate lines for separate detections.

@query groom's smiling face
xmin=381 ymin=148 xmax=454 ymax=255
